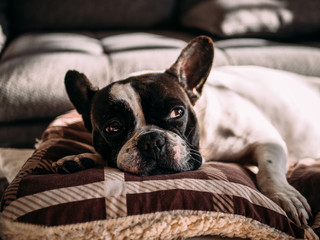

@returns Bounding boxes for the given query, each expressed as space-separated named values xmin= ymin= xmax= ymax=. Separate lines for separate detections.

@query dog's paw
xmin=263 ymin=183 xmax=312 ymax=227
xmin=53 ymin=153 xmax=97 ymax=174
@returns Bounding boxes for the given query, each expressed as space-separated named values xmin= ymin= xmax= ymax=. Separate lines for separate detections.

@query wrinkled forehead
xmin=92 ymin=74 xmax=190 ymax=127
xmin=109 ymin=73 xmax=189 ymax=104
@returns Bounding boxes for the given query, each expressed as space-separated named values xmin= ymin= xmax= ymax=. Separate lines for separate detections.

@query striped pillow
xmin=0 ymin=110 xmax=305 ymax=239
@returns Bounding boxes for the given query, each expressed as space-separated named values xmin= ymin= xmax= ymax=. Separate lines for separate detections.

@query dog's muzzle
xmin=116 ymin=128 xmax=202 ymax=176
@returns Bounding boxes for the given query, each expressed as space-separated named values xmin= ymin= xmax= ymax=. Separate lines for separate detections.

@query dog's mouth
xmin=144 ymin=153 xmax=203 ymax=176
xmin=119 ymin=152 xmax=203 ymax=177
xmin=116 ymin=130 xmax=203 ymax=176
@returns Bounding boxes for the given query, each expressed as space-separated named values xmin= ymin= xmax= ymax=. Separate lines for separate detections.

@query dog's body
xmin=198 ymin=66 xmax=320 ymax=166
xmin=196 ymin=66 xmax=320 ymax=232
xmin=56 ymin=36 xmax=320 ymax=232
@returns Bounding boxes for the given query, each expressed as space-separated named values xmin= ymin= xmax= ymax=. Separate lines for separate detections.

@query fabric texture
xmin=0 ymin=33 xmax=111 ymax=123
xmin=0 ymin=33 xmax=185 ymax=124
xmin=101 ymin=33 xmax=186 ymax=80
xmin=0 ymin=110 xmax=311 ymax=239
xmin=10 ymin=0 xmax=176 ymax=35
xmin=180 ymin=0 xmax=320 ymax=39
xmin=213 ymin=39 xmax=320 ymax=77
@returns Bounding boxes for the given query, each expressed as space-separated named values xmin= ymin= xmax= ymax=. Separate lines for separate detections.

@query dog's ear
xmin=65 ymin=70 xmax=98 ymax=131
xmin=167 ymin=36 xmax=214 ymax=104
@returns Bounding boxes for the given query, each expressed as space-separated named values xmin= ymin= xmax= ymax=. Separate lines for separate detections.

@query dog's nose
xmin=137 ymin=132 xmax=166 ymax=160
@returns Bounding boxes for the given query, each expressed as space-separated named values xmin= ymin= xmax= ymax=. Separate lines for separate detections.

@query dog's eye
xmin=169 ymin=107 xmax=184 ymax=119
xmin=105 ymin=121 xmax=123 ymax=134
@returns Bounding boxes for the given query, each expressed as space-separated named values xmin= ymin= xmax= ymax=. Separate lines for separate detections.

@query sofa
xmin=0 ymin=0 xmax=320 ymax=239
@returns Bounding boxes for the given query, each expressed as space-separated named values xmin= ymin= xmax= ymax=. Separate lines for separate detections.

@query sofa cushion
xmin=1 ymin=33 xmax=104 ymax=60
xmin=101 ymin=33 xmax=186 ymax=80
xmin=10 ymin=0 xmax=177 ymax=35
xmin=180 ymin=0 xmax=320 ymax=39
xmin=0 ymin=33 xmax=187 ymax=125
xmin=0 ymin=33 xmax=110 ymax=123
xmin=213 ymin=38 xmax=320 ymax=77
xmin=102 ymin=32 xmax=186 ymax=53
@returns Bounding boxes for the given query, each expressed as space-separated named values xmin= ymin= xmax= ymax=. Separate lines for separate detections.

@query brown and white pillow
xmin=0 ymin=110 xmax=312 ymax=239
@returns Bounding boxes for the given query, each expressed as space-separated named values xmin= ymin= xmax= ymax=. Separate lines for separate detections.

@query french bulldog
xmin=55 ymin=36 xmax=319 ymax=230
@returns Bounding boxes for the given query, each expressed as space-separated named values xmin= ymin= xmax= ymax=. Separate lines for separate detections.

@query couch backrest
xmin=9 ymin=0 xmax=178 ymax=35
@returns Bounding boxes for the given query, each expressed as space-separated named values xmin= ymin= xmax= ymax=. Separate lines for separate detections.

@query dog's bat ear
xmin=167 ymin=36 xmax=214 ymax=104
xmin=65 ymin=70 xmax=98 ymax=131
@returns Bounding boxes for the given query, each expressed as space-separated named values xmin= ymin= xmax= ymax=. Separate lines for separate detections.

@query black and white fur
xmin=55 ymin=36 xmax=320 ymax=233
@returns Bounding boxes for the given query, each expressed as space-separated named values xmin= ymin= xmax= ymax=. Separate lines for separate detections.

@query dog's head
xmin=65 ymin=36 xmax=214 ymax=176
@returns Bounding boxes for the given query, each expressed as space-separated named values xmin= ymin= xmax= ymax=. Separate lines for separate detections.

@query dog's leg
xmin=53 ymin=153 xmax=104 ymax=173
xmin=254 ymin=142 xmax=312 ymax=226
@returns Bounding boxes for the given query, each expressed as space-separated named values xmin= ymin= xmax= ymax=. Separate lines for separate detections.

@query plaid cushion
xmin=0 ymin=110 xmax=313 ymax=239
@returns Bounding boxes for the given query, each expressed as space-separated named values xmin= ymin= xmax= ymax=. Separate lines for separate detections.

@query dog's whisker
xmin=185 ymin=126 xmax=196 ymax=140
xmin=189 ymin=152 xmax=202 ymax=159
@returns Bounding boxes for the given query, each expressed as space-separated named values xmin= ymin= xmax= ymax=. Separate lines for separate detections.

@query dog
xmin=54 ymin=36 xmax=320 ymax=231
